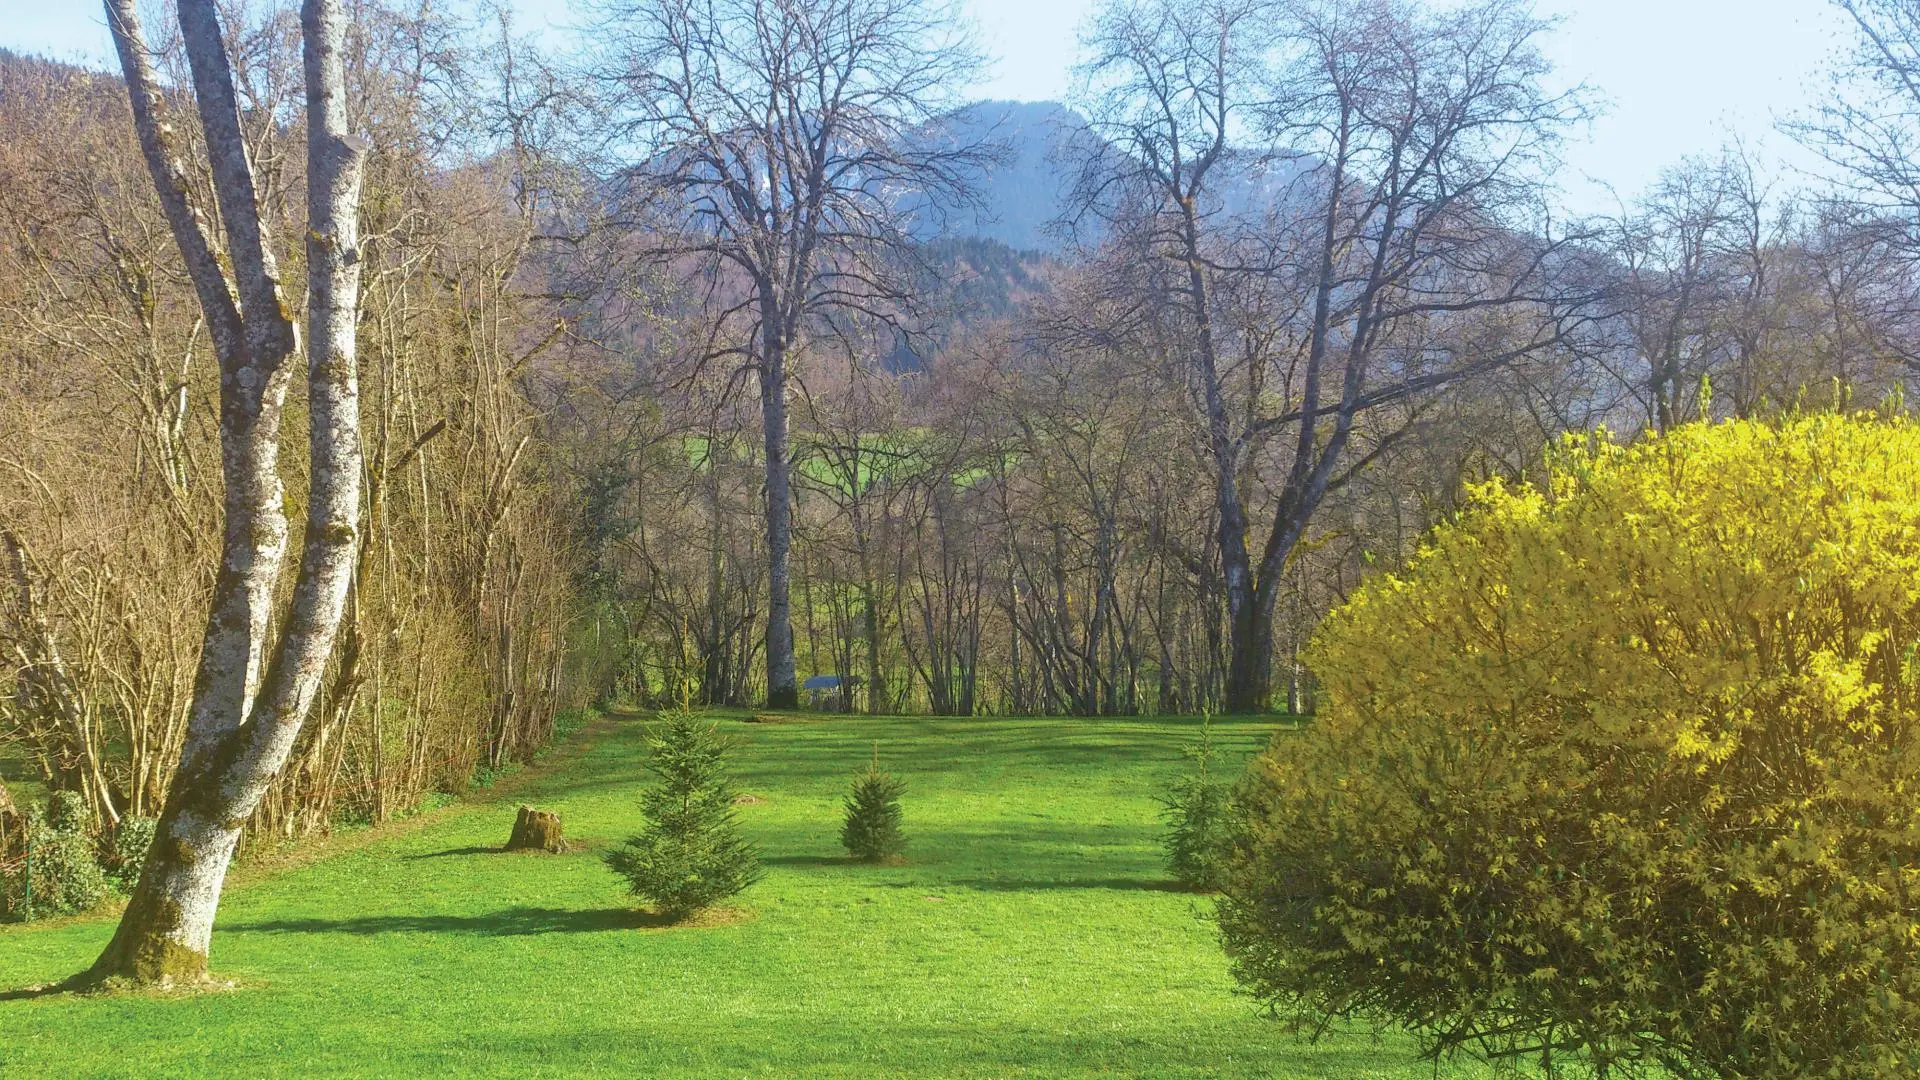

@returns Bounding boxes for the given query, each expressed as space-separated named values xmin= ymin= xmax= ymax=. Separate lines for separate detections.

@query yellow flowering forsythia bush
xmin=1220 ymin=413 xmax=1920 ymax=1078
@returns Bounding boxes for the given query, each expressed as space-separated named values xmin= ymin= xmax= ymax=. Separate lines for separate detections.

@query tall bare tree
xmin=584 ymin=0 xmax=988 ymax=707
xmin=1799 ymin=0 xmax=1920 ymax=234
xmin=1609 ymin=158 xmax=1738 ymax=432
xmin=1792 ymin=0 xmax=1920 ymax=381
xmin=1072 ymin=0 xmax=1590 ymax=712
xmin=89 ymin=0 xmax=368 ymax=986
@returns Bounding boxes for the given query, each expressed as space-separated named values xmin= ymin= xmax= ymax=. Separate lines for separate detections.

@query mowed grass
xmin=0 ymin=743 xmax=44 ymax=807
xmin=0 ymin=712 xmax=1491 ymax=1079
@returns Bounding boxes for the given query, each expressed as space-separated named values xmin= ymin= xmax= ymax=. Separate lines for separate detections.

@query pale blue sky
xmin=1 ymin=0 xmax=1854 ymax=211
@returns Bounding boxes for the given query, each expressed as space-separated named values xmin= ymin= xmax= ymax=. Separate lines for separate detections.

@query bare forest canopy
xmin=5 ymin=0 xmax=1920 ymax=847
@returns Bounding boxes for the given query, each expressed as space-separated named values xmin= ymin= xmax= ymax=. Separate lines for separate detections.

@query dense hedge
xmin=1221 ymin=414 xmax=1920 ymax=1078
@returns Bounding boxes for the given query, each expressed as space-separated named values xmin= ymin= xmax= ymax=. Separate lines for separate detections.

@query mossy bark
xmin=85 ymin=804 xmax=239 ymax=987
xmin=506 ymin=807 xmax=565 ymax=852
xmin=93 ymin=0 xmax=369 ymax=992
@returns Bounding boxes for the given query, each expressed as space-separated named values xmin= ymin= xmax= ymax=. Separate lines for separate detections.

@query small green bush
xmin=1158 ymin=721 xmax=1232 ymax=891
xmin=102 ymin=815 xmax=156 ymax=892
xmin=2 ymin=791 xmax=109 ymax=922
xmin=603 ymin=709 xmax=760 ymax=920
xmin=840 ymin=749 xmax=906 ymax=862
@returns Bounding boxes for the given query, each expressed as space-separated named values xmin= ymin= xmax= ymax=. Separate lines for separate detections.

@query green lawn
xmin=0 ymin=712 xmax=1489 ymax=1079
xmin=0 ymin=743 xmax=44 ymax=807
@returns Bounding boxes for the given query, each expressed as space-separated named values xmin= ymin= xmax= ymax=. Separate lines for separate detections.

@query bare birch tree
xmin=88 ymin=0 xmax=368 ymax=985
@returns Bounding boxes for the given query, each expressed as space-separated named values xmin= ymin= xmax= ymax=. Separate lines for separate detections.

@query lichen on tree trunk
xmin=86 ymin=807 xmax=239 ymax=987
xmin=91 ymin=0 xmax=368 ymax=988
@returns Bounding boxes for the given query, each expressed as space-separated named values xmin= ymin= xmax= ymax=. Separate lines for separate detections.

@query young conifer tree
xmin=841 ymin=746 xmax=907 ymax=863
xmin=604 ymin=709 xmax=760 ymax=920
xmin=1160 ymin=719 xmax=1233 ymax=891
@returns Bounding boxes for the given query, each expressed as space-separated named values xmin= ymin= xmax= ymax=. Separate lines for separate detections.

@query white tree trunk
xmin=93 ymin=0 xmax=367 ymax=986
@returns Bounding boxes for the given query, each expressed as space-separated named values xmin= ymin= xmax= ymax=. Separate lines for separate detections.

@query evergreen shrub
xmin=840 ymin=749 xmax=906 ymax=862
xmin=1159 ymin=721 xmax=1232 ymax=890
xmin=604 ymin=709 xmax=760 ymax=920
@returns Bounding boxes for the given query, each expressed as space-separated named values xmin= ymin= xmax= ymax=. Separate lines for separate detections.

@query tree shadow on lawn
xmin=955 ymin=876 xmax=1193 ymax=893
xmin=225 ymin=905 xmax=703 ymax=937
xmin=761 ymin=854 xmax=855 ymax=867
xmin=405 ymin=845 xmax=503 ymax=859
xmin=1 ymin=906 xmax=741 ymax=1000
xmin=0 ymin=983 xmax=68 ymax=1003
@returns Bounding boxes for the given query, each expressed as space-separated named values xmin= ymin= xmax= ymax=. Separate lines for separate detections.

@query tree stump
xmin=506 ymin=806 xmax=565 ymax=853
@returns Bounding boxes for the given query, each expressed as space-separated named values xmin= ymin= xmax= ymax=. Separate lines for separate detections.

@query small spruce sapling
xmin=1159 ymin=719 xmax=1233 ymax=891
xmin=603 ymin=709 xmax=761 ymax=921
xmin=840 ymin=746 xmax=906 ymax=863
